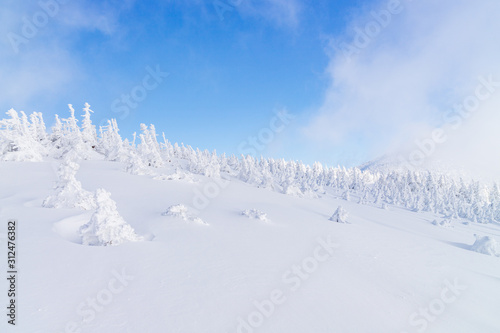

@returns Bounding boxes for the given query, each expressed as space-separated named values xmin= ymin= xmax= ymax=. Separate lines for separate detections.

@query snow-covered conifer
xmin=43 ymin=157 xmax=96 ymax=210
xmin=137 ymin=124 xmax=163 ymax=168
xmin=80 ymin=188 xmax=142 ymax=246
xmin=99 ymin=119 xmax=130 ymax=161
xmin=125 ymin=151 xmax=150 ymax=175
xmin=0 ymin=109 xmax=46 ymax=161
xmin=81 ymin=103 xmax=97 ymax=147
xmin=329 ymin=205 xmax=349 ymax=223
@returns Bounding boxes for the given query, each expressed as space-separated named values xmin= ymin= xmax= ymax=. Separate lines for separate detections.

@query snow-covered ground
xmin=1 ymin=157 xmax=500 ymax=333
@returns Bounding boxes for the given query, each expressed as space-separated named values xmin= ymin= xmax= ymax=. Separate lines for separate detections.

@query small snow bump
xmin=431 ymin=219 xmax=453 ymax=228
xmin=242 ymin=209 xmax=269 ymax=222
xmin=470 ymin=235 xmax=499 ymax=256
xmin=163 ymin=204 xmax=208 ymax=225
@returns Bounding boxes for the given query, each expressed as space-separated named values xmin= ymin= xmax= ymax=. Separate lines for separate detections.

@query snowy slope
xmin=1 ymin=158 xmax=500 ymax=333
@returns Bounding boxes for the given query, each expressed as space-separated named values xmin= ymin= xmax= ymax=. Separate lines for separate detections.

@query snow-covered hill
xmin=2 ymin=104 xmax=499 ymax=225
xmin=359 ymin=154 xmax=476 ymax=183
xmin=1 ymin=105 xmax=499 ymax=332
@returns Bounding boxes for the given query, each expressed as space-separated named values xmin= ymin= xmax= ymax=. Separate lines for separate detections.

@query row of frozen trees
xmin=1 ymin=104 xmax=499 ymax=224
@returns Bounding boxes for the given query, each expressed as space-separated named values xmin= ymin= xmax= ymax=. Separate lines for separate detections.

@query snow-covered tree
xmin=79 ymin=189 xmax=142 ymax=246
xmin=329 ymin=205 xmax=349 ymax=223
xmin=99 ymin=119 xmax=130 ymax=161
xmin=125 ymin=151 xmax=150 ymax=175
xmin=0 ymin=109 xmax=46 ymax=161
xmin=43 ymin=157 xmax=96 ymax=210
xmin=1 ymin=105 xmax=499 ymax=225
xmin=81 ymin=103 xmax=97 ymax=148
xmin=137 ymin=124 xmax=163 ymax=168
xmin=54 ymin=104 xmax=94 ymax=159
xmin=29 ymin=112 xmax=48 ymax=144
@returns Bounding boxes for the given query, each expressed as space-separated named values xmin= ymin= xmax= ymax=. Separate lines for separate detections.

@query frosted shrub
xmin=80 ymin=189 xmax=142 ymax=246
xmin=125 ymin=151 xmax=150 ymax=175
xmin=162 ymin=204 xmax=207 ymax=225
xmin=163 ymin=204 xmax=188 ymax=218
xmin=42 ymin=158 xmax=96 ymax=210
xmin=329 ymin=205 xmax=349 ymax=223
xmin=242 ymin=209 xmax=269 ymax=222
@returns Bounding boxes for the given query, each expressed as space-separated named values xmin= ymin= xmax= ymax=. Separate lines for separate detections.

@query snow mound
xmin=242 ymin=209 xmax=269 ymax=222
xmin=329 ymin=205 xmax=349 ymax=224
xmin=431 ymin=219 xmax=453 ymax=228
xmin=79 ymin=189 xmax=143 ymax=246
xmin=162 ymin=204 xmax=207 ymax=225
xmin=470 ymin=235 xmax=500 ymax=256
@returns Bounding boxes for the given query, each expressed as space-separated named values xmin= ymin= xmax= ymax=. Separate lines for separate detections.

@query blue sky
xmin=1 ymin=0 xmax=500 ymax=174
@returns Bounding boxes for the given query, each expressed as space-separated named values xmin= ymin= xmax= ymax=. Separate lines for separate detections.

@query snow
xmin=162 ymin=204 xmax=208 ymax=225
xmin=470 ymin=235 xmax=500 ymax=256
xmin=329 ymin=205 xmax=349 ymax=223
xmin=3 ymin=106 xmax=500 ymax=224
xmin=1 ymin=158 xmax=499 ymax=332
xmin=0 ymin=108 xmax=499 ymax=332
xmin=79 ymin=188 xmax=143 ymax=246
xmin=42 ymin=158 xmax=96 ymax=210
xmin=432 ymin=219 xmax=453 ymax=228
xmin=242 ymin=209 xmax=269 ymax=222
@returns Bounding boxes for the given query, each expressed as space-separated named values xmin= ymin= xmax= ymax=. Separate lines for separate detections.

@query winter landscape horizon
xmin=1 ymin=0 xmax=500 ymax=332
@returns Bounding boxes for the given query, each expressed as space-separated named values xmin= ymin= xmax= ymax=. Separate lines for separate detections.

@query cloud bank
xmin=303 ymin=0 xmax=500 ymax=180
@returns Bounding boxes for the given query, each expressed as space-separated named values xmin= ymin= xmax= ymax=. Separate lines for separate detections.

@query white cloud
xmin=0 ymin=48 xmax=77 ymax=107
xmin=263 ymin=0 xmax=301 ymax=27
xmin=0 ymin=0 xmax=134 ymax=110
xmin=53 ymin=0 xmax=135 ymax=35
xmin=302 ymin=0 xmax=500 ymax=178
xmin=238 ymin=0 xmax=302 ymax=28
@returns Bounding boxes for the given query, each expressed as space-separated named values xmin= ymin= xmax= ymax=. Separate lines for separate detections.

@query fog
xmin=303 ymin=0 xmax=500 ymax=181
